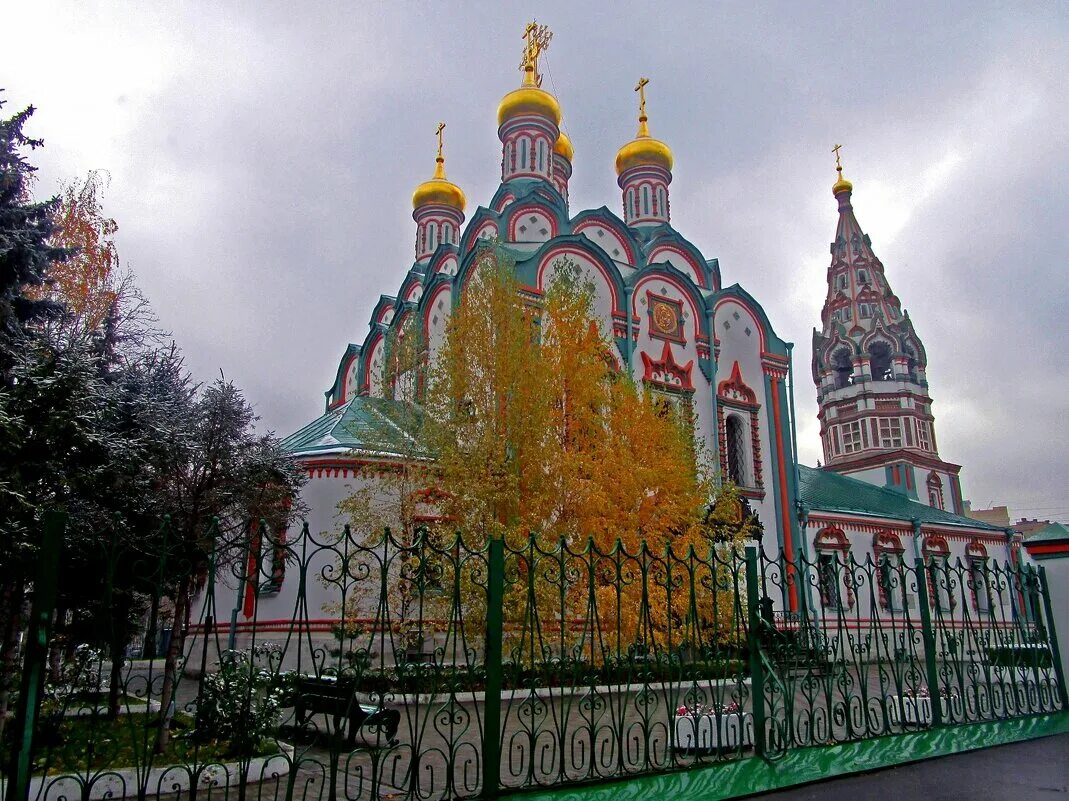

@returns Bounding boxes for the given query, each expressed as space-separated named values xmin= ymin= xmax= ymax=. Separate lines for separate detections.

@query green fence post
xmin=745 ymin=546 xmax=767 ymax=757
xmin=913 ymin=556 xmax=943 ymax=726
xmin=482 ymin=538 xmax=505 ymax=798
xmin=6 ymin=511 xmax=66 ymax=801
xmin=1038 ymin=565 xmax=1069 ymax=710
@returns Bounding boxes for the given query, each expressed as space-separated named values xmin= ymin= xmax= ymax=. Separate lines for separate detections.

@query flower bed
xmin=673 ymin=703 xmax=752 ymax=752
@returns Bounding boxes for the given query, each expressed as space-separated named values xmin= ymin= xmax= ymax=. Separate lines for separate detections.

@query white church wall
xmin=713 ymin=298 xmax=778 ymax=539
xmin=629 ymin=273 xmax=714 ymax=470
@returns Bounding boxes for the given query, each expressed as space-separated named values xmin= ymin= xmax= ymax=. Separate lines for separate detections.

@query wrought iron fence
xmin=2 ymin=514 xmax=1065 ymax=801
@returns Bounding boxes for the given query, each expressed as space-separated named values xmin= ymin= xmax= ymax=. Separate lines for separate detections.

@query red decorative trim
xmin=769 ymin=375 xmax=796 ymax=612
xmin=573 ymin=219 xmax=636 ymax=263
xmin=508 ymin=203 xmax=559 ymax=241
xmin=718 ymin=361 xmax=757 ymax=405
xmin=646 ymin=244 xmax=707 ymax=288
xmin=640 ymin=341 xmax=694 ymax=392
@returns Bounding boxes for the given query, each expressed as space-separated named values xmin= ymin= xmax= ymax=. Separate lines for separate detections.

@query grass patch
xmin=29 ymin=714 xmax=278 ymax=775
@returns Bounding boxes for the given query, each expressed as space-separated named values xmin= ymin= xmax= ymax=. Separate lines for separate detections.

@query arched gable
xmin=570 ymin=207 xmax=638 ymax=265
xmin=324 ymin=343 xmax=361 ymax=410
xmin=712 ymin=285 xmax=787 ymax=356
xmin=458 ymin=208 xmax=500 ymax=254
xmin=860 ymin=319 xmax=899 ymax=352
xmin=369 ymin=296 xmax=396 ymax=329
xmin=360 ymin=330 xmax=386 ymax=397
xmin=644 ymin=229 xmax=714 ymax=289
xmin=421 ymin=279 xmax=453 ymax=355
xmin=530 ymin=237 xmax=627 ymax=316
xmin=507 ymin=204 xmax=559 ymax=243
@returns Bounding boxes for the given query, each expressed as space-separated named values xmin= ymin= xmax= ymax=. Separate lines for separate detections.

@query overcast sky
xmin=7 ymin=2 xmax=1068 ymax=520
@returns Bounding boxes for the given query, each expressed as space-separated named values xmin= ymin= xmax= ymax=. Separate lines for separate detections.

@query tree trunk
xmin=0 ymin=581 xmax=25 ymax=744
xmin=154 ymin=576 xmax=189 ymax=753
xmin=108 ymin=595 xmax=131 ymax=718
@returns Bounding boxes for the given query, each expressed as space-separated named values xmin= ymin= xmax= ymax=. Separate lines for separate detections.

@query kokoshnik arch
xmin=268 ymin=25 xmax=1024 ymax=630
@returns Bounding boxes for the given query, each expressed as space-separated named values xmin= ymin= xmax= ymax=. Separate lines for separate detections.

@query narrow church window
xmin=879 ymin=553 xmax=908 ymax=612
xmin=818 ymin=553 xmax=844 ymax=609
xmin=838 ymin=274 xmax=848 ymax=290
xmin=725 ymin=413 xmax=749 ymax=487
xmin=858 ymin=269 xmax=869 ymax=284
xmin=917 ymin=420 xmax=932 ymax=451
xmin=927 ymin=472 xmax=944 ymax=510
xmin=520 ymin=138 xmax=528 ymax=170
xmin=859 ymin=304 xmax=871 ymax=319
xmin=657 ymin=187 xmax=667 ymax=217
xmin=868 ymin=341 xmax=893 ymax=381
xmin=428 ymin=224 xmax=437 ymax=251
xmin=970 ymin=559 xmax=991 ymax=614
xmin=642 ymin=186 xmax=651 ymax=216
xmin=538 ymin=140 xmax=546 ymax=172
xmin=843 ymin=306 xmax=853 ymax=321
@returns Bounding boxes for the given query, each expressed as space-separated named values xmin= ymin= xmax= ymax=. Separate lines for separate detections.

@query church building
xmin=273 ymin=27 xmax=1024 ymax=626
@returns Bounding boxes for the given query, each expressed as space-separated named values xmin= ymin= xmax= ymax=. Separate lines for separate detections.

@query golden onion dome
xmin=553 ymin=130 xmax=574 ymax=161
xmin=832 ymin=168 xmax=853 ymax=196
xmin=412 ymin=169 xmax=466 ymax=212
xmin=497 ymin=83 xmax=562 ymax=128
xmin=615 ymin=118 xmax=673 ymax=176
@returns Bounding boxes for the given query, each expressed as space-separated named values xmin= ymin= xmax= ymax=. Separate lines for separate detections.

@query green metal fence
xmin=2 ymin=517 xmax=1064 ymax=801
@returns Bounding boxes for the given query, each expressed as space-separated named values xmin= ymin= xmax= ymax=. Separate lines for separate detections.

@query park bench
xmin=292 ymin=675 xmax=400 ymax=747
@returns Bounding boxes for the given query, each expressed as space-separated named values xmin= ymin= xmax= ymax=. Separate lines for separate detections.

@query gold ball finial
xmin=832 ymin=143 xmax=853 ymax=195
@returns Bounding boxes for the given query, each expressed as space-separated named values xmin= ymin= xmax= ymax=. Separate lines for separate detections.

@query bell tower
xmin=811 ymin=147 xmax=965 ymax=513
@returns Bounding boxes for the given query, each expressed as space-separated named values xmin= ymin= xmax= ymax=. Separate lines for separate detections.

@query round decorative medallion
xmin=653 ymin=302 xmax=677 ymax=334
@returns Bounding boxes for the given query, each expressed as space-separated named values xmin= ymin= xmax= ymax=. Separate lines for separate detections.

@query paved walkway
xmin=754 ymin=733 xmax=1069 ymax=799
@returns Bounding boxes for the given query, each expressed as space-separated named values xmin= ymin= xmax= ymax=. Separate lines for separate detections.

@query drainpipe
xmin=786 ymin=343 xmax=803 ymax=556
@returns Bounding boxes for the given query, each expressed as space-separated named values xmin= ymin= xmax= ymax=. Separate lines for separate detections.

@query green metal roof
xmin=281 ymin=397 xmax=428 ymax=459
xmin=798 ymin=465 xmax=1004 ymax=532
xmin=1024 ymin=522 xmax=1069 ymax=544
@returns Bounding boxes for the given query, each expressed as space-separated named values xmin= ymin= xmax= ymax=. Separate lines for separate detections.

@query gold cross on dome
xmin=520 ymin=21 xmax=552 ymax=85
xmin=435 ymin=122 xmax=446 ymax=161
xmin=635 ymin=77 xmax=650 ymax=116
xmin=832 ymin=143 xmax=844 ymax=172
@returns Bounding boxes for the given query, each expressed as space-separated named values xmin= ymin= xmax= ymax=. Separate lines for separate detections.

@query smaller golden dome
xmin=497 ymin=83 xmax=562 ymax=127
xmin=832 ymin=169 xmax=853 ymax=196
xmin=615 ymin=120 xmax=673 ymax=176
xmin=553 ymin=130 xmax=574 ymax=161
xmin=412 ymin=157 xmax=466 ymax=212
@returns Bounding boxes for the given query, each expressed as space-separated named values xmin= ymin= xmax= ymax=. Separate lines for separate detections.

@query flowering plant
xmin=675 ymin=701 xmax=741 ymax=716
xmin=902 ymin=686 xmax=930 ymax=698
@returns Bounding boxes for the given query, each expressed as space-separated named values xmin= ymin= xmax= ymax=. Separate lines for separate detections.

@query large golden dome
xmin=412 ymin=157 xmax=465 ymax=212
xmin=553 ymin=130 xmax=574 ymax=161
xmin=497 ymin=83 xmax=562 ymax=127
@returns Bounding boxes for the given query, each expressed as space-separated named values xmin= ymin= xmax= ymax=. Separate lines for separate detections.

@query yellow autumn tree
xmin=427 ymin=246 xmax=748 ymax=658
xmin=32 ymin=171 xmax=123 ymax=337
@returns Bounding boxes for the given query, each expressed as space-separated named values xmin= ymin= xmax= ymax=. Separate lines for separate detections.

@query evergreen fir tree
xmin=0 ymin=92 xmax=67 ymax=376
